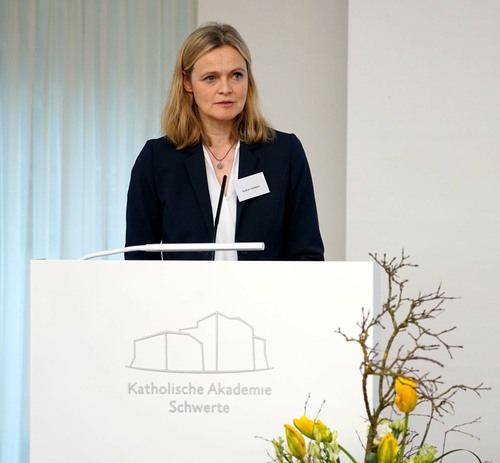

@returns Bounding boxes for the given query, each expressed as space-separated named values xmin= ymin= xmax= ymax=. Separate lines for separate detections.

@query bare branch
xmin=336 ymin=251 xmax=489 ymax=462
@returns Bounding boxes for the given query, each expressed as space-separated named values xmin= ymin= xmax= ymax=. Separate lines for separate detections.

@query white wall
xmin=198 ymin=0 xmax=349 ymax=260
xmin=347 ymin=1 xmax=500 ymax=461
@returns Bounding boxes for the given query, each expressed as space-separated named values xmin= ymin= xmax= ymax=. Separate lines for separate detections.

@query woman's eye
xmin=204 ymin=75 xmax=215 ymax=82
xmin=233 ymin=72 xmax=243 ymax=79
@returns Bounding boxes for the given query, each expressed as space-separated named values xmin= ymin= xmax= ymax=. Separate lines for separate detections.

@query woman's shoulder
xmin=132 ymin=136 xmax=195 ymax=174
xmin=254 ymin=130 xmax=305 ymax=155
xmin=272 ymin=130 xmax=299 ymax=142
xmin=138 ymin=136 xmax=199 ymax=160
xmin=246 ymin=130 xmax=300 ymax=149
xmin=142 ymin=135 xmax=176 ymax=152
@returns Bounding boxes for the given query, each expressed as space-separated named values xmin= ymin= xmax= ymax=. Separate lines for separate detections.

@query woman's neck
xmin=201 ymin=118 xmax=234 ymax=148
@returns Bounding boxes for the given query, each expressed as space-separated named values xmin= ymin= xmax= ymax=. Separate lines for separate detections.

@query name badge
xmin=234 ymin=172 xmax=270 ymax=202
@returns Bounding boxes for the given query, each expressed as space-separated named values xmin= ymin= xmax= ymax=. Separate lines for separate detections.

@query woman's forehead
xmin=193 ymin=45 xmax=247 ymax=72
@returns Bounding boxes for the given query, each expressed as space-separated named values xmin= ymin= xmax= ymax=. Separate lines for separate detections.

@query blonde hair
xmin=161 ymin=22 xmax=275 ymax=149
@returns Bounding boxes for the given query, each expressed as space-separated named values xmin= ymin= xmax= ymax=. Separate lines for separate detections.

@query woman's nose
xmin=218 ymin=78 xmax=232 ymax=94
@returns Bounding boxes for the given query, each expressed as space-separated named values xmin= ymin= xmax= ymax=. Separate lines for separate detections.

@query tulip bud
xmin=394 ymin=377 xmax=418 ymax=414
xmin=285 ymin=424 xmax=306 ymax=459
xmin=293 ymin=416 xmax=315 ymax=439
xmin=312 ymin=419 xmax=333 ymax=443
xmin=377 ymin=432 xmax=399 ymax=463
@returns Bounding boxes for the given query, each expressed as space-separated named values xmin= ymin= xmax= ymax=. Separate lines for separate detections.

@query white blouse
xmin=203 ymin=142 xmax=240 ymax=261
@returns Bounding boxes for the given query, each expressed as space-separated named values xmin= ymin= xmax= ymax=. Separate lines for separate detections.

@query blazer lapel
xmin=237 ymin=142 xmax=260 ymax=225
xmin=184 ymin=144 xmax=214 ymax=239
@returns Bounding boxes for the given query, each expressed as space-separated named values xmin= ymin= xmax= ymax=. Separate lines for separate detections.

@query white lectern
xmin=30 ymin=258 xmax=373 ymax=463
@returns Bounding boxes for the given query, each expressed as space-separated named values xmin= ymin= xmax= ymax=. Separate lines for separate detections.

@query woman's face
xmin=184 ymin=45 xmax=248 ymax=131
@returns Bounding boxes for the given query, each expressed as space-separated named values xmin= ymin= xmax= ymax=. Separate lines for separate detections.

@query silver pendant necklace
xmin=206 ymin=140 xmax=236 ymax=170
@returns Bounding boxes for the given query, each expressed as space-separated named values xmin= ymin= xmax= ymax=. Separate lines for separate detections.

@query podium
xmin=30 ymin=259 xmax=374 ymax=463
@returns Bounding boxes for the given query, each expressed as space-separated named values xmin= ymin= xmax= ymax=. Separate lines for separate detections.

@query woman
xmin=125 ymin=22 xmax=324 ymax=261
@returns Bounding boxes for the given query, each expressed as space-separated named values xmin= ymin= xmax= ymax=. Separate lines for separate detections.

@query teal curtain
xmin=0 ymin=1 xmax=196 ymax=461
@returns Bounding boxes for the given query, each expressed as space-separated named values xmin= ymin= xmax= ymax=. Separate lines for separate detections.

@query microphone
xmin=212 ymin=175 xmax=227 ymax=259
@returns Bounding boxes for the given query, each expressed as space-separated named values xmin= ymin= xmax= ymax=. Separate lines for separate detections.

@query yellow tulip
xmin=293 ymin=416 xmax=334 ymax=443
xmin=312 ymin=419 xmax=333 ymax=443
xmin=394 ymin=377 xmax=418 ymax=414
xmin=285 ymin=424 xmax=306 ymax=459
xmin=293 ymin=416 xmax=315 ymax=439
xmin=377 ymin=432 xmax=399 ymax=463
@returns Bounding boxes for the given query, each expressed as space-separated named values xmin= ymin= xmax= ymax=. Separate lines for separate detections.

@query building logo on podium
xmin=127 ymin=311 xmax=272 ymax=374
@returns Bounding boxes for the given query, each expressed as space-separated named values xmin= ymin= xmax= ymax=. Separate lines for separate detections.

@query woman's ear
xmin=183 ymin=73 xmax=193 ymax=92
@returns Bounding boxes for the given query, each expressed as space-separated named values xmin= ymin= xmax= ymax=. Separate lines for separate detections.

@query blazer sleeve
xmin=125 ymin=140 xmax=162 ymax=260
xmin=283 ymin=134 xmax=324 ymax=261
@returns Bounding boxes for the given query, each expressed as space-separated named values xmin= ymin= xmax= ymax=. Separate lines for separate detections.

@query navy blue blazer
xmin=125 ymin=131 xmax=324 ymax=260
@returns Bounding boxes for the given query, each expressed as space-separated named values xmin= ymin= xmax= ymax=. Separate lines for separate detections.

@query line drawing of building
xmin=127 ymin=312 xmax=272 ymax=373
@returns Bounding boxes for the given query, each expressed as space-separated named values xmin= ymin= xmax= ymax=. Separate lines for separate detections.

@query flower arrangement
xmin=268 ymin=252 xmax=488 ymax=463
